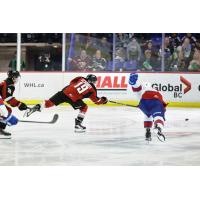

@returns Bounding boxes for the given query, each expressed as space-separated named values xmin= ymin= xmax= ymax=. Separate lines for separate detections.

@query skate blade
xmin=74 ymin=129 xmax=86 ymax=133
xmin=145 ymin=138 xmax=152 ymax=144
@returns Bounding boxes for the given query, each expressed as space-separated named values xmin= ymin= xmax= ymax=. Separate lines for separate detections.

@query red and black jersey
xmin=62 ymin=77 xmax=102 ymax=104
xmin=0 ymin=78 xmax=21 ymax=107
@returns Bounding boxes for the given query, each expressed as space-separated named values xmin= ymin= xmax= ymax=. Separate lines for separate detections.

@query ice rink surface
xmin=0 ymin=106 xmax=200 ymax=166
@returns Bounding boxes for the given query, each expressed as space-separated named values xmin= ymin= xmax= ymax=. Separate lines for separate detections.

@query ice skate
xmin=145 ymin=128 xmax=152 ymax=142
xmin=24 ymin=104 xmax=41 ymax=117
xmin=153 ymin=124 xmax=165 ymax=142
xmin=75 ymin=118 xmax=86 ymax=133
xmin=0 ymin=128 xmax=11 ymax=136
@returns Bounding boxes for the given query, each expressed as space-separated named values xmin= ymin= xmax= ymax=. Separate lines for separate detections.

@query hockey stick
xmin=0 ymin=137 xmax=11 ymax=139
xmin=109 ymin=100 xmax=138 ymax=108
xmin=19 ymin=114 xmax=59 ymax=124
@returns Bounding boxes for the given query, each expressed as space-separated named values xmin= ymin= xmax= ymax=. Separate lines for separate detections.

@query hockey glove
xmin=18 ymin=102 xmax=28 ymax=111
xmin=101 ymin=96 xmax=108 ymax=104
xmin=129 ymin=73 xmax=138 ymax=85
xmin=4 ymin=114 xmax=18 ymax=126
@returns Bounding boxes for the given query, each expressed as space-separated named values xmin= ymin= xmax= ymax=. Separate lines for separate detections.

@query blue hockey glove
xmin=129 ymin=73 xmax=138 ymax=85
xmin=4 ymin=114 xmax=18 ymax=126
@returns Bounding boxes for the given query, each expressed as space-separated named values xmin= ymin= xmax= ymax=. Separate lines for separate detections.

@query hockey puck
xmin=185 ymin=118 xmax=189 ymax=121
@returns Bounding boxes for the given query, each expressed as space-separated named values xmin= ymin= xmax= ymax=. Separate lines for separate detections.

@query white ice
xmin=0 ymin=106 xmax=200 ymax=166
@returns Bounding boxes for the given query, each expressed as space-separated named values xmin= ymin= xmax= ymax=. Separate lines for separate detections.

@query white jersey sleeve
xmin=0 ymin=96 xmax=9 ymax=118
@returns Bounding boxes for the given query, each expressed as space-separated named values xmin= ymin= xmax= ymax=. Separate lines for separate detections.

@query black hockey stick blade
xmin=19 ymin=114 xmax=59 ymax=124
xmin=109 ymin=100 xmax=138 ymax=108
xmin=0 ymin=137 xmax=11 ymax=139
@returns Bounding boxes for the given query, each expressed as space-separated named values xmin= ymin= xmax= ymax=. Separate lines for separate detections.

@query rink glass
xmin=0 ymin=33 xmax=200 ymax=72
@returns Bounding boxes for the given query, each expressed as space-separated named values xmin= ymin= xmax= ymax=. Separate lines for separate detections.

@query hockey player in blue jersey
xmin=129 ymin=73 xmax=167 ymax=141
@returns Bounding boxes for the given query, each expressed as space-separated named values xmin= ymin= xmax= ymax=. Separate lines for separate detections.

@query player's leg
xmin=56 ymin=97 xmax=88 ymax=132
xmin=75 ymin=105 xmax=88 ymax=133
xmin=0 ymin=122 xmax=11 ymax=136
xmin=151 ymin=102 xmax=166 ymax=139
xmin=138 ymin=100 xmax=153 ymax=141
xmin=144 ymin=115 xmax=153 ymax=141
xmin=153 ymin=116 xmax=164 ymax=135
xmin=70 ymin=100 xmax=88 ymax=133
xmin=27 ymin=91 xmax=66 ymax=115
xmin=0 ymin=106 xmax=18 ymax=136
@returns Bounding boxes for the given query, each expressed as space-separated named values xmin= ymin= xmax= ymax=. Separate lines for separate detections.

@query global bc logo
xmin=152 ymin=76 xmax=191 ymax=98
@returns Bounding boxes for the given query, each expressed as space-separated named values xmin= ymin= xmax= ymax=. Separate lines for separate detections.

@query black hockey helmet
xmin=86 ymin=74 xmax=97 ymax=84
xmin=7 ymin=70 xmax=20 ymax=79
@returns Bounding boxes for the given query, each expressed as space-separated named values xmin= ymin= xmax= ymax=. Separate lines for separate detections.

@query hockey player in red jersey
xmin=0 ymin=70 xmax=28 ymax=136
xmin=28 ymin=74 xmax=108 ymax=132
xmin=129 ymin=73 xmax=167 ymax=141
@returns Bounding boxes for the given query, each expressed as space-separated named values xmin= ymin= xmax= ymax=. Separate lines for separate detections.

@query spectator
xmin=92 ymin=36 xmax=112 ymax=62
xmin=140 ymin=50 xmax=155 ymax=71
xmin=144 ymin=40 xmax=159 ymax=59
xmin=114 ymin=47 xmax=126 ymax=71
xmin=182 ymin=37 xmax=193 ymax=58
xmin=169 ymin=33 xmax=181 ymax=49
xmin=126 ymin=37 xmax=142 ymax=62
xmin=85 ymin=36 xmax=95 ymax=54
xmin=115 ymin=47 xmax=126 ymax=62
xmin=182 ymin=33 xmax=197 ymax=47
xmin=8 ymin=51 xmax=17 ymax=70
xmin=97 ymin=37 xmax=110 ymax=54
xmin=69 ymin=50 xmax=92 ymax=71
xmin=137 ymin=35 xmax=149 ymax=52
xmin=177 ymin=37 xmax=194 ymax=68
xmin=145 ymin=40 xmax=153 ymax=51
xmin=90 ymin=50 xmax=107 ymax=71
xmin=37 ymin=52 xmax=51 ymax=71
xmin=73 ymin=34 xmax=86 ymax=56
xmin=8 ymin=51 xmax=26 ymax=71
xmin=159 ymin=37 xmax=174 ymax=71
xmin=188 ymin=47 xmax=200 ymax=71
xmin=116 ymin=33 xmax=129 ymax=48
xmin=170 ymin=49 xmax=186 ymax=71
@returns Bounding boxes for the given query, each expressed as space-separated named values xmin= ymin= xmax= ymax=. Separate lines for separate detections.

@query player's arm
xmin=89 ymin=90 xmax=108 ymax=105
xmin=5 ymin=86 xmax=28 ymax=111
xmin=5 ymin=96 xmax=28 ymax=111
xmin=129 ymin=73 xmax=142 ymax=92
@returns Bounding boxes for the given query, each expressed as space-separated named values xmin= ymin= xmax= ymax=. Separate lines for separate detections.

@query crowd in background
xmin=67 ymin=33 xmax=112 ymax=71
xmin=68 ymin=33 xmax=200 ymax=72
xmin=1 ymin=33 xmax=200 ymax=72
